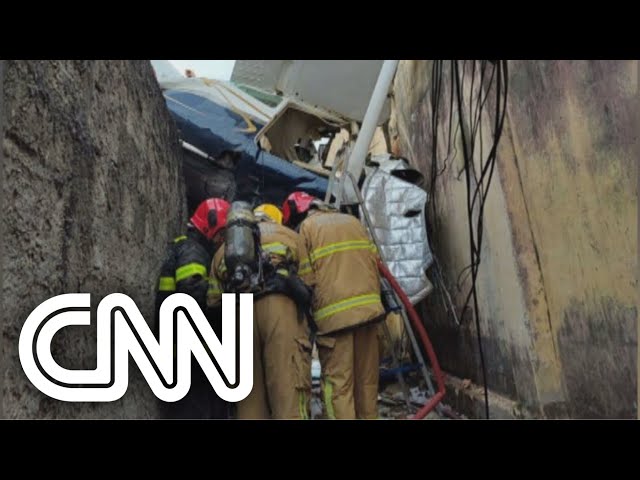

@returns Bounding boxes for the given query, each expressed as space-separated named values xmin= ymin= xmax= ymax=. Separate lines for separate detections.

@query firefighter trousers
xmin=316 ymin=322 xmax=380 ymax=419
xmin=236 ymin=293 xmax=313 ymax=419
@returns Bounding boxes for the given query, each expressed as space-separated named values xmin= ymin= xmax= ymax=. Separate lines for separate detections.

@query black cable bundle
xmin=426 ymin=60 xmax=509 ymax=419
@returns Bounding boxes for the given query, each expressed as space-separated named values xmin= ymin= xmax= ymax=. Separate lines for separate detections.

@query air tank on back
xmin=224 ymin=201 xmax=259 ymax=291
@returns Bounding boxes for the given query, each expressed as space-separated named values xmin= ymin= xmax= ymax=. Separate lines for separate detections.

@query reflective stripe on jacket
xmin=208 ymin=221 xmax=313 ymax=307
xmin=155 ymin=234 xmax=212 ymax=330
xmin=298 ymin=210 xmax=384 ymax=335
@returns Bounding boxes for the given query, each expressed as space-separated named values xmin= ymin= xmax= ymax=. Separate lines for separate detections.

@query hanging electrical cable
xmin=453 ymin=60 xmax=509 ymax=419
xmin=457 ymin=61 xmax=508 ymax=318
xmin=426 ymin=61 xmax=460 ymax=327
xmin=424 ymin=59 xmax=509 ymax=419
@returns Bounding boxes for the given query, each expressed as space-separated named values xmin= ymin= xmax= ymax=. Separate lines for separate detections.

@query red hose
xmin=378 ymin=259 xmax=446 ymax=420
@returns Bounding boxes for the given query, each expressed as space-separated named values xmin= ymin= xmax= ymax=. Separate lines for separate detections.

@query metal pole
xmin=341 ymin=60 xmax=399 ymax=205
xmin=324 ymin=152 xmax=343 ymax=203
xmin=340 ymin=171 xmax=413 ymax=408
xmin=344 ymin=171 xmax=438 ymax=402
xmin=180 ymin=139 xmax=214 ymax=161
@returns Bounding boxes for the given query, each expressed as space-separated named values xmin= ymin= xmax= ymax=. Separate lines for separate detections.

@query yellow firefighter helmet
xmin=254 ymin=203 xmax=283 ymax=225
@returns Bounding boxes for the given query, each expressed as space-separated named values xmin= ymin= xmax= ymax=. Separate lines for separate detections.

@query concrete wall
xmin=1 ymin=60 xmax=187 ymax=418
xmin=389 ymin=60 xmax=637 ymax=418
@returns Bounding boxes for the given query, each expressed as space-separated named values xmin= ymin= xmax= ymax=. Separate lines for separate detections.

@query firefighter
xmin=282 ymin=191 xmax=385 ymax=420
xmin=208 ymin=203 xmax=314 ymax=419
xmin=154 ymin=197 xmax=231 ymax=419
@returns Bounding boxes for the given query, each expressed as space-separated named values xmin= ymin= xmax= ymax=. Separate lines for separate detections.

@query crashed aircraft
xmin=150 ymin=60 xmax=433 ymax=305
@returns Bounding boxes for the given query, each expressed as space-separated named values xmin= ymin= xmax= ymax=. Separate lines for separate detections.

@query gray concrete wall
xmin=1 ymin=60 xmax=187 ymax=418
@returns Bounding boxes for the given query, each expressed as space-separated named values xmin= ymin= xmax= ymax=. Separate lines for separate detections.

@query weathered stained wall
xmin=1 ymin=60 xmax=187 ymax=418
xmin=389 ymin=60 xmax=637 ymax=418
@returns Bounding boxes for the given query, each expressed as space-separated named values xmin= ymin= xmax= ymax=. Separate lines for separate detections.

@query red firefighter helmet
xmin=190 ymin=198 xmax=231 ymax=240
xmin=282 ymin=191 xmax=317 ymax=226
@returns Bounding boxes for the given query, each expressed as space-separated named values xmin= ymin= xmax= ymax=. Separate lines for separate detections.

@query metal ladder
xmin=327 ymin=167 xmax=440 ymax=414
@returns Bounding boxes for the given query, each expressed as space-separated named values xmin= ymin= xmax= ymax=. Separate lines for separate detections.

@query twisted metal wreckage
xmin=150 ymin=60 xmax=447 ymax=419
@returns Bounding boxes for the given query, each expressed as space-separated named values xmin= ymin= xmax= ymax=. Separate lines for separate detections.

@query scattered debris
xmin=309 ymin=354 xmax=462 ymax=419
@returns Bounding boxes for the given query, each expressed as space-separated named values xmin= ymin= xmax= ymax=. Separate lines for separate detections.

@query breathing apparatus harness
xmin=222 ymin=202 xmax=315 ymax=333
xmin=256 ymin=250 xmax=316 ymax=334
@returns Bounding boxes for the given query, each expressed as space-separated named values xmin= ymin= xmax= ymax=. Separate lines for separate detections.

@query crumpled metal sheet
xmin=162 ymin=89 xmax=328 ymax=206
xmin=361 ymin=158 xmax=434 ymax=304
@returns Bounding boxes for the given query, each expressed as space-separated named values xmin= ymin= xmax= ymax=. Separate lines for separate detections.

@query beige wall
xmin=390 ymin=60 xmax=637 ymax=418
